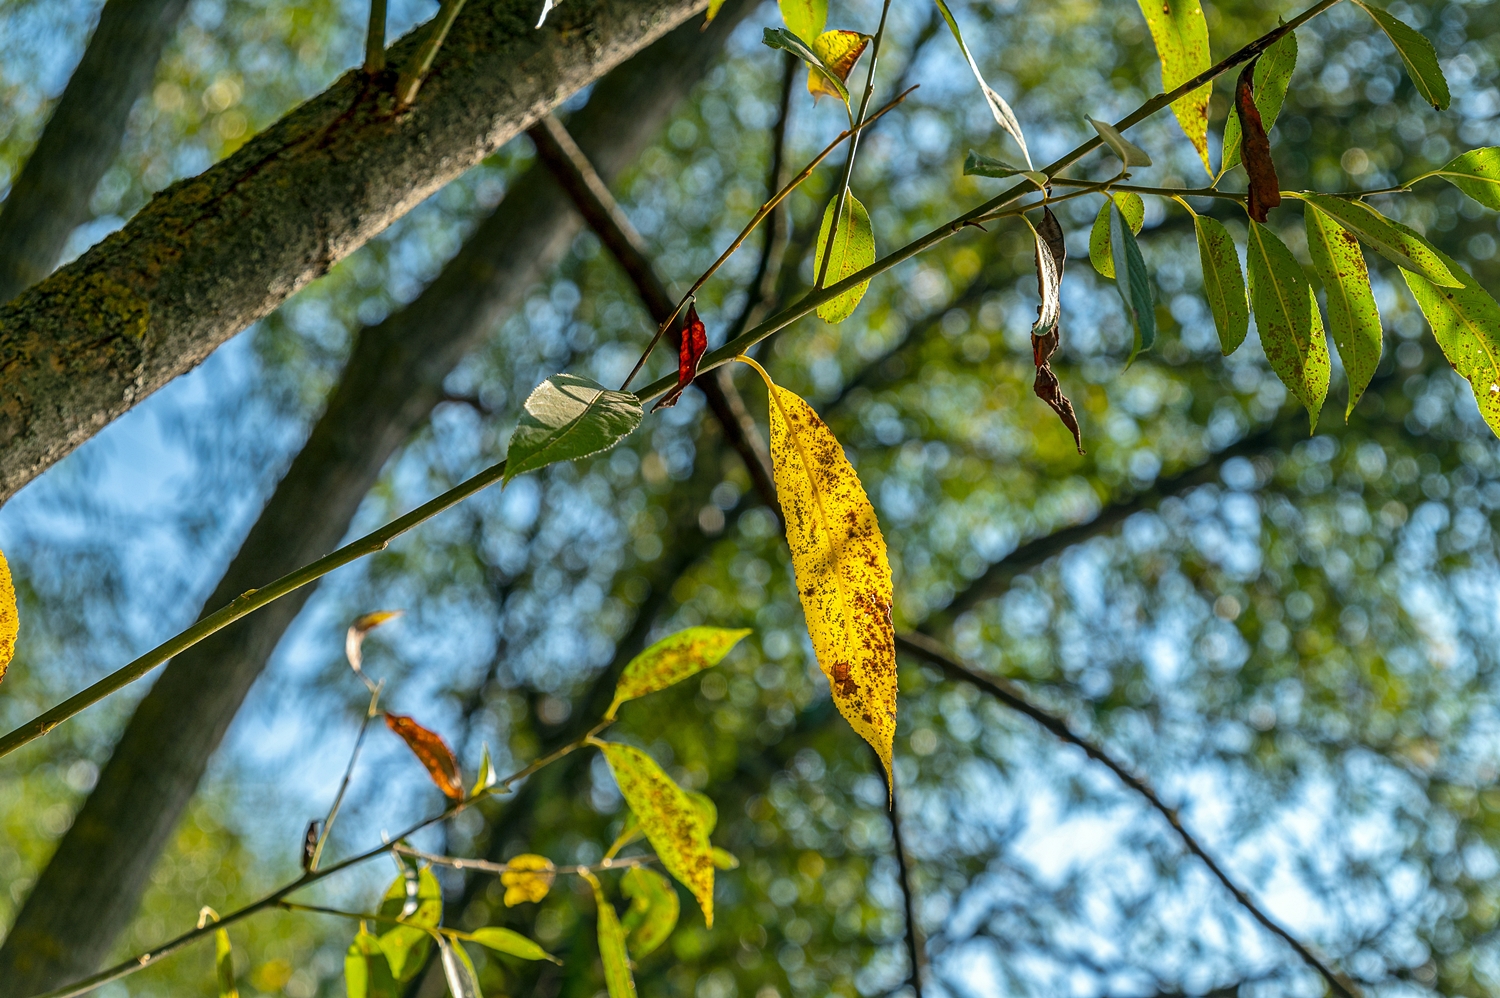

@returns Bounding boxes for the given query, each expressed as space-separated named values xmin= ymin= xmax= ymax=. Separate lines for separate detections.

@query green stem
xmin=310 ymin=683 xmax=382 ymax=871
xmin=364 ymin=0 xmax=388 ymax=74
xmin=394 ymin=0 xmax=469 ymax=106
xmin=1046 ymin=177 xmax=1246 ymax=201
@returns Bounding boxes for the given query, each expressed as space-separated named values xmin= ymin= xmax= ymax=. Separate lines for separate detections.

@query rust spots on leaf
xmin=385 ymin=713 xmax=464 ymax=799
xmin=1236 ymin=58 xmax=1281 ymax=223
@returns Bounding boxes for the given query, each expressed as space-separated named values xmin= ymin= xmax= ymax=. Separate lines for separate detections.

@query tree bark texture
xmin=0 ymin=3 xmax=752 ymax=992
xmin=0 ymin=0 xmax=192 ymax=305
xmin=0 ymin=0 xmax=706 ymax=506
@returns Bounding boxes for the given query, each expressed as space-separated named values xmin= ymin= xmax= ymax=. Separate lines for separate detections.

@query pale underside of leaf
xmin=1135 ymin=0 xmax=1212 ymax=174
xmin=1110 ymin=199 xmax=1155 ymax=360
xmin=504 ymin=375 xmax=643 ymax=483
xmin=813 ymin=194 xmax=875 ymax=323
xmin=1247 ymin=221 xmax=1330 ymax=429
xmin=1402 ymin=246 xmax=1500 ymax=440
xmin=438 ymin=937 xmax=482 ymax=998
xmin=932 ymin=0 xmax=1032 ymax=168
xmin=1088 ymin=116 xmax=1152 ymax=168
xmin=1028 ymin=215 xmax=1061 ymax=337
xmin=1304 ymin=203 xmax=1383 ymax=416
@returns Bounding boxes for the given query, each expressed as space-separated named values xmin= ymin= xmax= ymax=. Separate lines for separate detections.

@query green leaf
xmin=1109 ymin=199 xmax=1155 ymax=360
xmin=963 ymin=151 xmax=1046 ymax=189
xmin=471 ymin=743 xmax=497 ymax=798
xmin=607 ymin=626 xmax=751 ymax=719
xmin=812 ymin=194 xmax=875 ymax=323
xmin=1191 ymin=212 xmax=1249 ymax=355
xmin=345 ymin=927 xmax=399 ymax=998
xmin=1220 ymin=28 xmax=1296 ymax=178
xmin=761 ymin=28 xmax=847 ymax=105
xmin=1402 ymin=246 xmax=1500 ymax=440
xmin=437 ymin=936 xmax=482 ymax=998
xmin=1088 ymin=116 xmax=1152 ymax=168
xmin=777 ymin=0 xmax=825 ymax=49
xmin=467 ymin=926 xmax=560 ymax=964
xmin=1246 ymin=221 xmax=1330 ymax=428
xmin=1294 ymin=193 xmax=1461 ymax=288
xmin=1133 ymin=0 xmax=1212 ymax=174
xmin=711 ymin=847 xmax=740 ymax=870
xmin=1304 ymin=202 xmax=1383 ymax=416
xmin=704 ymin=0 xmax=728 ymax=25
xmin=215 ymin=927 xmax=239 ymax=998
xmin=594 ymin=740 xmax=716 ymax=926
xmin=377 ymin=867 xmax=443 ymax=982
xmin=504 ymin=375 xmax=642 ymax=484
xmin=1430 ymin=147 xmax=1500 ymax=210
xmin=933 ymin=0 xmax=1032 ymax=167
xmin=620 ymin=866 xmax=679 ymax=959
xmin=1354 ymin=0 xmax=1450 ymax=110
xmin=1089 ymin=193 xmax=1144 ymax=279
xmin=590 ymin=877 xmax=638 ymax=998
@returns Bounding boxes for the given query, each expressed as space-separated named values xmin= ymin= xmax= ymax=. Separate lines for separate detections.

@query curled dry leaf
xmin=653 ymin=304 xmax=708 ymax=411
xmin=501 ymin=853 xmax=556 ymax=906
xmin=346 ymin=610 xmax=402 ymax=674
xmin=384 ymin=714 xmax=464 ymax=800
xmin=807 ymin=30 xmax=870 ymax=102
xmin=1235 ymin=58 xmax=1281 ymax=222
xmin=0 ymin=549 xmax=17 ymax=686
xmin=1029 ymin=208 xmax=1083 ymax=453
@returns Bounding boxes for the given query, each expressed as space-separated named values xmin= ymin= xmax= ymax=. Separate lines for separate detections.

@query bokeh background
xmin=2 ymin=0 xmax=1499 ymax=995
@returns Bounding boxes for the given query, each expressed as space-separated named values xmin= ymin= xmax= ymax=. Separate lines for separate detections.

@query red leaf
xmin=652 ymin=304 xmax=708 ymax=411
xmin=1236 ymin=58 xmax=1281 ymax=223
xmin=385 ymin=713 xmax=464 ymax=799
xmin=1028 ymin=208 xmax=1083 ymax=453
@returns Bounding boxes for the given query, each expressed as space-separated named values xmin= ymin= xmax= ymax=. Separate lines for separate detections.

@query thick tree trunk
xmin=0 ymin=4 xmax=752 ymax=992
xmin=0 ymin=0 xmax=191 ymax=304
xmin=0 ymin=0 xmax=705 ymax=506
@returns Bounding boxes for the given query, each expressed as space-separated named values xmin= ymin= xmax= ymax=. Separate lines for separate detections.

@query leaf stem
xmin=364 ymin=0 xmax=387 ymax=75
xmin=394 ymin=0 xmax=469 ymax=106
xmin=310 ymin=682 xmax=383 ymax=871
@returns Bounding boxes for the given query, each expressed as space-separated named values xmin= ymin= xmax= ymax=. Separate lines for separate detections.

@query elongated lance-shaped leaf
xmin=1089 ymin=193 xmax=1144 ymax=279
xmin=963 ymin=150 xmax=1047 ymax=188
xmin=1110 ymin=199 xmax=1155 ymax=361
xmin=762 ymin=28 xmax=848 ymax=105
xmin=1429 ymin=147 xmax=1500 ymax=210
xmin=1354 ymin=0 xmax=1449 ymax=110
xmin=607 ymin=626 xmax=752 ymax=718
xmin=1133 ymin=0 xmax=1212 ymax=174
xmin=215 ymin=926 xmax=239 ymax=998
xmin=1190 ymin=212 xmax=1249 ymax=355
xmin=1088 ymin=116 xmax=1152 ymax=168
xmin=500 ymin=854 xmax=556 ymax=906
xmin=1027 ymin=215 xmax=1062 ymax=339
xmin=504 ymin=375 xmax=643 ymax=484
xmin=1246 ymin=221 xmax=1330 ymax=428
xmin=466 ymin=926 xmax=560 ymax=964
xmin=377 ymin=866 xmax=443 ymax=982
xmin=808 ymin=30 xmax=870 ymax=103
xmin=1304 ymin=202 xmax=1383 ymax=416
xmin=812 ymin=193 xmax=875 ymax=322
xmin=1220 ymin=28 xmax=1296 ymax=178
xmin=345 ymin=926 xmax=399 ymax=998
xmin=595 ymin=741 xmax=716 ymax=925
xmin=0 ymin=549 xmax=16 ymax=686
xmin=1293 ymin=193 xmax=1460 ymax=287
xmin=585 ymin=873 xmax=637 ymax=998
xmin=385 ymin=714 xmax=464 ymax=799
xmin=620 ymin=866 xmax=680 ymax=959
xmin=738 ymin=357 xmax=897 ymax=784
xmin=437 ymin=936 xmax=482 ymax=998
xmin=777 ymin=0 xmax=825 ymax=48
xmin=1402 ymin=245 xmax=1500 ymax=440
xmin=932 ymin=0 xmax=1032 ymax=168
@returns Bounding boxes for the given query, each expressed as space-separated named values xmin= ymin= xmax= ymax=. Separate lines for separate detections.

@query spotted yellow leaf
xmin=807 ymin=30 xmax=870 ymax=102
xmin=0 ymin=549 xmax=16 ymax=685
xmin=500 ymin=854 xmax=556 ymax=907
xmin=1135 ymin=0 xmax=1212 ymax=175
xmin=607 ymin=626 xmax=752 ymax=719
xmin=737 ymin=357 xmax=896 ymax=787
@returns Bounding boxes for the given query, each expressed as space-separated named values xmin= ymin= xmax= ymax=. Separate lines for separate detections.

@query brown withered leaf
xmin=1029 ymin=208 xmax=1083 ymax=453
xmin=1235 ymin=58 xmax=1281 ymax=223
xmin=385 ymin=713 xmax=464 ymax=799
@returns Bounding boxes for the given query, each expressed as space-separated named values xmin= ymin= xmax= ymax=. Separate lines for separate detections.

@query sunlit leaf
xmin=711 ymin=847 xmax=740 ymax=870
xmin=807 ymin=30 xmax=870 ymax=103
xmin=0 ymin=549 xmax=18 ymax=686
xmin=587 ymin=874 xmax=637 ymax=998
xmin=437 ymin=936 xmax=482 ymax=998
xmin=932 ymin=0 xmax=1032 ymax=167
xmin=688 ymin=791 xmax=718 ymax=835
xmin=377 ymin=866 xmax=442 ymax=982
xmin=1133 ymin=0 xmax=1212 ymax=174
xmin=652 ymin=304 xmax=708 ymax=411
xmin=345 ymin=926 xmax=399 ymax=998
xmin=1354 ymin=0 xmax=1450 ymax=110
xmin=777 ymin=0 xmax=826 ymax=49
xmin=1088 ymin=192 xmax=1144 ymax=280
xmin=739 ymin=358 xmax=896 ymax=785
xmin=1294 ymin=193 xmax=1460 ymax=287
xmin=620 ymin=866 xmax=679 ymax=959
xmin=1190 ymin=212 xmax=1249 ymax=355
xmin=1304 ymin=201 xmax=1383 ymax=416
xmin=215 ymin=926 xmax=238 ymax=998
xmin=1246 ymin=221 xmax=1330 ymax=429
xmin=1110 ymin=198 xmax=1155 ymax=361
xmin=1429 ymin=147 xmax=1500 ymax=211
xmin=385 ymin=714 xmax=464 ymax=800
xmin=471 ymin=743 xmax=497 ymax=798
xmin=704 ymin=0 xmax=728 ymax=25
xmin=605 ymin=812 xmax=644 ymax=859
xmin=607 ymin=626 xmax=752 ymax=719
xmin=1087 ymin=116 xmax=1151 ymax=168
xmin=501 ymin=854 xmax=556 ymax=907
xmin=595 ymin=741 xmax=716 ymax=925
xmin=1402 ymin=245 xmax=1500 ymax=440
xmin=503 ymin=375 xmax=643 ymax=484
xmin=1220 ymin=28 xmax=1295 ymax=178
xmin=346 ymin=609 xmax=402 ymax=674
xmin=466 ymin=926 xmax=560 ymax=964
xmin=762 ymin=28 xmax=848 ymax=105
xmin=962 ymin=151 xmax=1046 ymax=188
xmin=1234 ymin=59 xmax=1281 ymax=222
xmin=812 ymin=194 xmax=875 ymax=323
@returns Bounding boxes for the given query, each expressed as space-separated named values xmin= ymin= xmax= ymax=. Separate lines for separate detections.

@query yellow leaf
xmin=215 ymin=927 xmax=239 ymax=998
xmin=607 ymin=626 xmax=751 ymax=719
xmin=500 ymin=854 xmax=556 ymax=907
xmin=778 ymin=0 xmax=826 ymax=46
xmin=807 ymin=30 xmax=870 ymax=102
xmin=593 ymin=740 xmax=715 ymax=926
xmin=737 ymin=357 xmax=896 ymax=787
xmin=812 ymin=194 xmax=875 ymax=323
xmin=1134 ymin=0 xmax=1212 ymax=175
xmin=0 ymin=548 xmax=17 ymax=685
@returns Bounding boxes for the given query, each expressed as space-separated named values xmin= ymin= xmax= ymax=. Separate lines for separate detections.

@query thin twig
xmin=875 ymin=745 xmax=925 ymax=998
xmin=364 ymin=0 xmax=387 ymax=74
xmin=394 ymin=0 xmax=469 ymax=106
xmin=1045 ymin=177 xmax=1247 ymax=202
xmin=393 ymin=843 xmax=657 ymax=877
xmin=893 ymin=632 xmax=1358 ymax=998
xmin=311 ymin=683 xmax=383 ymax=871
